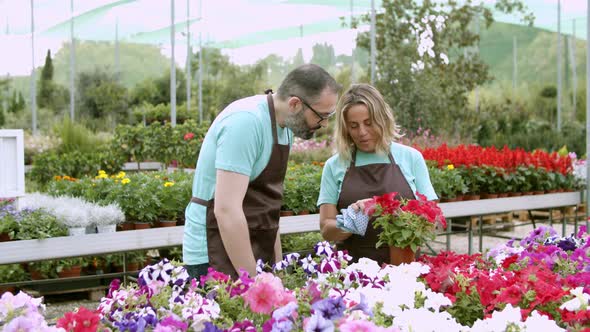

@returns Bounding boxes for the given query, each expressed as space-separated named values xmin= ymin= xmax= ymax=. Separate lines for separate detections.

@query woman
xmin=317 ymin=83 xmax=437 ymax=264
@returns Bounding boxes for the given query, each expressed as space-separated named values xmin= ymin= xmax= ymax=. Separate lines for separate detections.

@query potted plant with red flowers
xmin=364 ymin=192 xmax=447 ymax=265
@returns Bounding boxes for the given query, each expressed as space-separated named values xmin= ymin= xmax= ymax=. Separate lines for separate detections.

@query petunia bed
xmin=1 ymin=225 xmax=589 ymax=331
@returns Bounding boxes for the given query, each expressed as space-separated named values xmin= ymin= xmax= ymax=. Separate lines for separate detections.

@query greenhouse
xmin=1 ymin=0 xmax=590 ymax=330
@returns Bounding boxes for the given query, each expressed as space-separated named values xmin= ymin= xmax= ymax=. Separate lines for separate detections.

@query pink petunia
xmin=241 ymin=273 xmax=289 ymax=314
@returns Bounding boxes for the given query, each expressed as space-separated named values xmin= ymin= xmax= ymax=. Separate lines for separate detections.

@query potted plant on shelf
xmin=56 ymin=258 xmax=86 ymax=278
xmin=14 ymin=209 xmax=68 ymax=240
xmin=0 ymin=204 xmax=19 ymax=241
xmin=0 ymin=264 xmax=29 ymax=293
xmin=107 ymin=174 xmax=159 ymax=229
xmin=155 ymin=178 xmax=184 ymax=227
xmin=364 ymin=192 xmax=447 ymax=265
xmin=90 ymin=203 xmax=125 ymax=233
xmin=27 ymin=260 xmax=58 ymax=280
xmin=109 ymin=251 xmax=147 ymax=272
xmin=18 ymin=193 xmax=92 ymax=236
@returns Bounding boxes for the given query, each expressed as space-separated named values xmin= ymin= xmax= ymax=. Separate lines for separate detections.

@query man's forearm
xmin=216 ymin=208 xmax=257 ymax=276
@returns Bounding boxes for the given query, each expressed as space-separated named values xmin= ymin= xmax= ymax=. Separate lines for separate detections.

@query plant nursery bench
xmin=0 ymin=191 xmax=584 ymax=293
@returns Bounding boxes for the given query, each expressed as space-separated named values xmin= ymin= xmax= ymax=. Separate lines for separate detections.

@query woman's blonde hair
xmin=334 ymin=83 xmax=402 ymax=162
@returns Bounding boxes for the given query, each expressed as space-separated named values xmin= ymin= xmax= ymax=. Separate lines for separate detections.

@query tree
xmin=356 ymin=0 xmax=533 ymax=136
xmin=37 ymin=50 xmax=56 ymax=109
xmin=310 ymin=43 xmax=336 ymax=69
xmin=0 ymin=77 xmax=9 ymax=114
xmin=292 ymin=49 xmax=305 ymax=69
xmin=37 ymin=50 xmax=68 ymax=111
xmin=130 ymin=69 xmax=186 ymax=107
xmin=190 ymin=47 xmax=267 ymax=121
xmin=76 ymin=69 xmax=128 ymax=121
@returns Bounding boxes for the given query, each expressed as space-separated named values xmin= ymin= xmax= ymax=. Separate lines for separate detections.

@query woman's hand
xmin=348 ymin=198 xmax=373 ymax=213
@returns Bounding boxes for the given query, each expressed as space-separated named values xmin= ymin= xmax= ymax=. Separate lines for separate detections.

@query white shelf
xmin=0 ymin=192 xmax=583 ymax=265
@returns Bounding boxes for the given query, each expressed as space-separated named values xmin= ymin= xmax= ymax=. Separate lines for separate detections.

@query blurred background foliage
xmin=0 ymin=0 xmax=587 ymax=158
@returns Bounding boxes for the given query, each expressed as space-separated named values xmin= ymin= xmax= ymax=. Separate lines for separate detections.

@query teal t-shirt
xmin=183 ymin=95 xmax=293 ymax=265
xmin=317 ymin=142 xmax=438 ymax=207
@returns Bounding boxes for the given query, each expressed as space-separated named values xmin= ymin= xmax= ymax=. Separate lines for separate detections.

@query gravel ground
xmin=41 ymin=216 xmax=587 ymax=322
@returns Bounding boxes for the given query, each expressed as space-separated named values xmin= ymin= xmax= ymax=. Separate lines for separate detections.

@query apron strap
xmin=388 ymin=151 xmax=396 ymax=165
xmin=350 ymin=148 xmax=357 ymax=168
xmin=266 ymin=91 xmax=279 ymax=145
xmin=191 ymin=196 xmax=209 ymax=206
xmin=350 ymin=147 xmax=396 ymax=168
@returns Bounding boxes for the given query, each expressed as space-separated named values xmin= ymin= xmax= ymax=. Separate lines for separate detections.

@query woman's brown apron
xmin=191 ymin=92 xmax=290 ymax=278
xmin=337 ymin=149 xmax=415 ymax=265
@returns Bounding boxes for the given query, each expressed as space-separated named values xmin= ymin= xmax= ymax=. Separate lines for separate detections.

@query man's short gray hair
xmin=277 ymin=64 xmax=341 ymax=103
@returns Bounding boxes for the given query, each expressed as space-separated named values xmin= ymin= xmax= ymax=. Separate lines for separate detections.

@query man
xmin=183 ymin=64 xmax=340 ymax=279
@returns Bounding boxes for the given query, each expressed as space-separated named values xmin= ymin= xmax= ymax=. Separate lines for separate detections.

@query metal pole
xmin=30 ymin=0 xmax=37 ymax=136
xmin=186 ymin=0 xmax=191 ymax=114
xmin=475 ymin=15 xmax=479 ymax=113
xmin=513 ymin=36 xmax=517 ymax=93
xmin=557 ymin=0 xmax=562 ymax=131
xmin=70 ymin=0 xmax=75 ymax=121
xmin=198 ymin=0 xmax=202 ymax=124
xmin=115 ymin=18 xmax=120 ymax=82
xmin=370 ymin=0 xmax=375 ymax=85
xmin=170 ymin=0 xmax=176 ymax=126
xmin=350 ymin=0 xmax=355 ymax=84
xmin=586 ymin=0 xmax=590 ymax=230
xmin=571 ymin=19 xmax=577 ymax=120
xmin=198 ymin=32 xmax=202 ymax=124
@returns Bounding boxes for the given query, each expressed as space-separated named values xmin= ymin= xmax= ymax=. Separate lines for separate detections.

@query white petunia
xmin=559 ymin=287 xmax=590 ymax=311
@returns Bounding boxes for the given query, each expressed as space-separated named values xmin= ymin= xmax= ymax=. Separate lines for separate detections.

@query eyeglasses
xmin=292 ymin=95 xmax=335 ymax=125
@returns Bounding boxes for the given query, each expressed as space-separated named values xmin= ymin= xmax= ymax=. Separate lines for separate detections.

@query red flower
xmin=56 ymin=306 xmax=100 ymax=332
xmin=184 ymin=132 xmax=195 ymax=141
xmin=501 ymin=254 xmax=519 ymax=269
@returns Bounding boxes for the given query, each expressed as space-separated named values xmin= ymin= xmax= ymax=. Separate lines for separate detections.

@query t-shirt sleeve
xmin=317 ymin=160 xmax=340 ymax=206
xmin=214 ymin=113 xmax=261 ymax=176
xmin=412 ymin=151 xmax=438 ymax=200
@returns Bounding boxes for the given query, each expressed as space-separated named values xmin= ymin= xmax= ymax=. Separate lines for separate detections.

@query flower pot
xmin=498 ymin=193 xmax=509 ymax=198
xmin=522 ymin=192 xmax=533 ymax=196
xmin=532 ymin=191 xmax=545 ymax=195
xmin=0 ymin=286 xmax=15 ymax=294
xmin=481 ymin=193 xmax=498 ymax=199
xmin=280 ymin=210 xmax=294 ymax=217
xmin=389 ymin=246 xmax=415 ymax=266
xmin=29 ymin=269 xmax=45 ymax=280
xmin=58 ymin=265 xmax=82 ymax=278
xmin=97 ymin=224 xmax=117 ymax=233
xmin=158 ymin=220 xmax=177 ymax=227
xmin=464 ymin=194 xmax=480 ymax=201
xmin=126 ymin=262 xmax=140 ymax=272
xmin=133 ymin=222 xmax=152 ymax=230
xmin=441 ymin=197 xmax=458 ymax=203
xmin=0 ymin=232 xmax=11 ymax=242
xmin=297 ymin=210 xmax=310 ymax=215
xmin=68 ymin=227 xmax=86 ymax=236
xmin=118 ymin=222 xmax=134 ymax=231
xmin=508 ymin=192 xmax=522 ymax=197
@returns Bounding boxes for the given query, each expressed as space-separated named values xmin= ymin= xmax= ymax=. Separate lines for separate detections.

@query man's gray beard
xmin=284 ymin=112 xmax=314 ymax=139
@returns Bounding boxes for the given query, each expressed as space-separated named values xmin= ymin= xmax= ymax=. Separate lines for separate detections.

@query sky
xmin=0 ymin=0 xmax=587 ymax=76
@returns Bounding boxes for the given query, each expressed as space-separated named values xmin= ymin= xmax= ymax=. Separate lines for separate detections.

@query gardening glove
xmin=336 ymin=206 xmax=370 ymax=236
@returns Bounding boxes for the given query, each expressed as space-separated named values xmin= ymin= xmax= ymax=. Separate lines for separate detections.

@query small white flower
xmin=559 ymin=287 xmax=590 ymax=311
xmin=440 ymin=53 xmax=449 ymax=64
xmin=524 ymin=311 xmax=565 ymax=332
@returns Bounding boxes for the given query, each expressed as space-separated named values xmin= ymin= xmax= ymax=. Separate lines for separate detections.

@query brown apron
xmin=337 ymin=149 xmax=415 ymax=265
xmin=191 ymin=92 xmax=290 ymax=278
